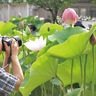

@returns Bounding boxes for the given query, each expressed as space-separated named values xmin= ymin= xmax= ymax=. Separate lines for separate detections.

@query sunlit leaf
xmin=47 ymin=25 xmax=96 ymax=58
xmin=19 ymin=54 xmax=58 ymax=96
xmin=0 ymin=22 xmax=16 ymax=35
xmin=39 ymin=23 xmax=63 ymax=37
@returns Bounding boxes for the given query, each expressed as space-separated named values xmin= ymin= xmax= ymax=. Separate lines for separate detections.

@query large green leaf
xmin=47 ymin=25 xmax=96 ymax=58
xmin=37 ymin=41 xmax=58 ymax=57
xmin=19 ymin=24 xmax=96 ymax=96
xmin=0 ymin=22 xmax=16 ymax=35
xmin=13 ymin=30 xmax=27 ymax=40
xmin=57 ymin=58 xmax=81 ymax=86
xmin=19 ymin=54 xmax=58 ymax=96
xmin=39 ymin=23 xmax=63 ymax=37
xmin=57 ymin=51 xmax=96 ymax=87
xmin=48 ymin=27 xmax=88 ymax=43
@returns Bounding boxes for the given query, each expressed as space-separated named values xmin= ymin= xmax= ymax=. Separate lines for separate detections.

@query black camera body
xmin=2 ymin=36 xmax=22 ymax=51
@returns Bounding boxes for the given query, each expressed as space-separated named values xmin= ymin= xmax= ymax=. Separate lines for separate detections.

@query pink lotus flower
xmin=24 ymin=36 xmax=46 ymax=52
xmin=62 ymin=8 xmax=78 ymax=26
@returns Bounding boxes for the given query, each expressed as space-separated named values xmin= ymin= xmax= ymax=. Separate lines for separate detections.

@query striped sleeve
xmin=0 ymin=68 xmax=18 ymax=95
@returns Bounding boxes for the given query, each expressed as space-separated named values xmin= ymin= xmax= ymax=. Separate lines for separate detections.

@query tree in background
xmin=1 ymin=0 xmax=77 ymax=23
xmin=26 ymin=0 xmax=77 ymax=23
xmin=12 ymin=0 xmax=23 ymax=3
xmin=92 ymin=0 xmax=96 ymax=3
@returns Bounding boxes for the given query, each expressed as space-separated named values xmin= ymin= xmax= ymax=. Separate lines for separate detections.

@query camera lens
xmin=14 ymin=36 xmax=22 ymax=46
xmin=2 ymin=36 xmax=22 ymax=51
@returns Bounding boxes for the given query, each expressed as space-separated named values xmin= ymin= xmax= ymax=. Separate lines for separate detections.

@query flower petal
xmin=24 ymin=36 xmax=46 ymax=52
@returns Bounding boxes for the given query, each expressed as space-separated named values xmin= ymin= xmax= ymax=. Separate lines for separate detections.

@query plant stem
xmin=71 ymin=59 xmax=74 ymax=91
xmin=41 ymin=85 xmax=43 ymax=96
xmin=28 ymin=35 xmax=30 ymax=55
xmin=43 ymin=84 xmax=47 ymax=96
xmin=92 ymin=45 xmax=95 ymax=96
xmin=35 ymin=89 xmax=37 ymax=96
xmin=80 ymin=56 xmax=83 ymax=96
xmin=52 ymin=83 xmax=54 ymax=96
xmin=60 ymin=84 xmax=65 ymax=96
xmin=83 ymin=54 xmax=87 ymax=96
xmin=59 ymin=86 xmax=62 ymax=96
xmin=80 ymin=56 xmax=83 ymax=83
xmin=21 ymin=29 xmax=25 ymax=57
xmin=58 ymin=76 xmax=66 ymax=95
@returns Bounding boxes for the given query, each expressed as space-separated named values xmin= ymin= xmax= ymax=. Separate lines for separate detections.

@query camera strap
xmin=7 ymin=46 xmax=12 ymax=64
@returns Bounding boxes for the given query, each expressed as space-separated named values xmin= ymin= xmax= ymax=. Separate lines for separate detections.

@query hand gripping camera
xmin=2 ymin=36 xmax=22 ymax=51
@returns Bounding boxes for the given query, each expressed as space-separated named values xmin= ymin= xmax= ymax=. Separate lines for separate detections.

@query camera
xmin=2 ymin=36 xmax=22 ymax=51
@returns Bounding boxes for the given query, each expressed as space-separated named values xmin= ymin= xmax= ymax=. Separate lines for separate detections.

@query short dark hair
xmin=74 ymin=20 xmax=85 ymax=28
xmin=44 ymin=18 xmax=52 ymax=23
xmin=28 ymin=24 xmax=36 ymax=31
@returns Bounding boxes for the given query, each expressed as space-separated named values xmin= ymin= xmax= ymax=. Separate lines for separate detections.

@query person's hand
xmin=2 ymin=42 xmax=11 ymax=71
xmin=4 ymin=42 xmax=11 ymax=58
xmin=11 ymin=40 xmax=19 ymax=60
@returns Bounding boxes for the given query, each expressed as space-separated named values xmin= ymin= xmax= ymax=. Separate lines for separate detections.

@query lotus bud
xmin=90 ymin=34 xmax=96 ymax=45
xmin=19 ymin=21 xmax=24 ymax=29
xmin=62 ymin=8 xmax=78 ymax=26
xmin=25 ymin=26 xmax=31 ymax=35
xmin=23 ymin=19 xmax=27 ymax=25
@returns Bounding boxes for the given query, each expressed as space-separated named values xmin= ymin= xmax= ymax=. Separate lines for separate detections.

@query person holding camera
xmin=0 ymin=39 xmax=24 ymax=95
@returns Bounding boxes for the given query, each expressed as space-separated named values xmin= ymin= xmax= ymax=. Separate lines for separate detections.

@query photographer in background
xmin=0 ymin=40 xmax=24 ymax=95
xmin=28 ymin=24 xmax=37 ymax=35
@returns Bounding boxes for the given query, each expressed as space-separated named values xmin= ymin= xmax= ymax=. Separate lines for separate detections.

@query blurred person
xmin=74 ymin=20 xmax=85 ymax=28
xmin=44 ymin=18 xmax=52 ymax=23
xmin=28 ymin=24 xmax=37 ymax=34
xmin=0 ymin=39 xmax=24 ymax=95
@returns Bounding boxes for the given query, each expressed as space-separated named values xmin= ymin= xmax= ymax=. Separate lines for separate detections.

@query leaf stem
xmin=41 ymin=85 xmax=43 ymax=96
xmin=92 ymin=45 xmax=95 ymax=96
xmin=43 ymin=84 xmax=47 ymax=96
xmin=80 ymin=56 xmax=83 ymax=96
xmin=52 ymin=83 xmax=54 ymax=96
xmin=71 ymin=59 xmax=74 ymax=91
xmin=21 ymin=29 xmax=24 ymax=57
xmin=83 ymin=54 xmax=87 ymax=96
xmin=58 ymin=76 xmax=66 ymax=95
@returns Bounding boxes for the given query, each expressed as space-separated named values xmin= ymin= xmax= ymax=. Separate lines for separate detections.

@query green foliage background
xmin=0 ymin=16 xmax=96 ymax=96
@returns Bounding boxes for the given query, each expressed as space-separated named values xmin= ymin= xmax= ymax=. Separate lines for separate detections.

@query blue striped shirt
xmin=0 ymin=68 xmax=18 ymax=95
